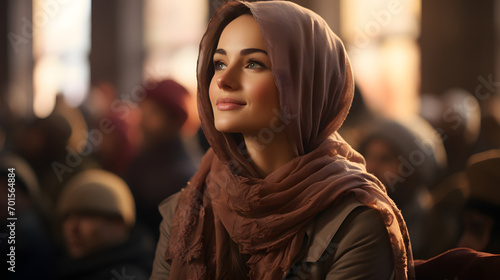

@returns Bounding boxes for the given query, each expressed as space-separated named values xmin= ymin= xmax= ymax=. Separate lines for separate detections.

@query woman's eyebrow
xmin=214 ymin=48 xmax=268 ymax=56
xmin=214 ymin=49 xmax=226 ymax=55
xmin=240 ymin=48 xmax=267 ymax=55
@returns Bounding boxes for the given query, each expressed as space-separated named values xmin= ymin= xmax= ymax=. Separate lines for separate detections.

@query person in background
xmin=358 ymin=116 xmax=447 ymax=259
xmin=12 ymin=95 xmax=96 ymax=208
xmin=413 ymin=150 xmax=500 ymax=280
xmin=458 ymin=149 xmax=500 ymax=254
xmin=12 ymin=112 xmax=72 ymax=204
xmin=125 ymin=79 xmax=197 ymax=240
xmin=420 ymin=89 xmax=481 ymax=176
xmin=56 ymin=169 xmax=154 ymax=280
xmin=83 ymin=81 xmax=138 ymax=177
xmin=474 ymin=92 xmax=500 ymax=152
xmin=0 ymin=154 xmax=54 ymax=280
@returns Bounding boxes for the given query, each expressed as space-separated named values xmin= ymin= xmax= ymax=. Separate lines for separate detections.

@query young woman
xmin=151 ymin=1 xmax=414 ymax=279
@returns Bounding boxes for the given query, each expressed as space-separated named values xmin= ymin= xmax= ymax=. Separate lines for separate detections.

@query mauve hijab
xmin=165 ymin=1 xmax=414 ymax=279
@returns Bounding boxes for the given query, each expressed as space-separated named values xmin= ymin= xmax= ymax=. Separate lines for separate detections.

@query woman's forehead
xmin=216 ymin=14 xmax=267 ymax=52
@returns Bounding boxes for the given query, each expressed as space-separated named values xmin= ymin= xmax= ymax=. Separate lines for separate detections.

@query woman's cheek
xmin=208 ymin=79 xmax=218 ymax=110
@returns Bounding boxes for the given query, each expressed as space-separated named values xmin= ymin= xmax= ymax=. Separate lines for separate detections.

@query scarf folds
xmin=165 ymin=136 xmax=414 ymax=279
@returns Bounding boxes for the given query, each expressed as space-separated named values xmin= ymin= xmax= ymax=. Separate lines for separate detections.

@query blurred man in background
xmin=125 ymin=79 xmax=196 ymax=240
xmin=57 ymin=169 xmax=154 ymax=280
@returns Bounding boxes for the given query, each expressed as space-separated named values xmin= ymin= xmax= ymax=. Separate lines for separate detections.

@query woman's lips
xmin=216 ymin=98 xmax=246 ymax=111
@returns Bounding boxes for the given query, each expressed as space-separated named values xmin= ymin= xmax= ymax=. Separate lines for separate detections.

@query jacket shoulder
xmin=291 ymin=193 xmax=394 ymax=280
xmin=150 ymin=192 xmax=181 ymax=280
xmin=304 ymin=193 xmax=364 ymax=262
xmin=158 ymin=191 xmax=181 ymax=222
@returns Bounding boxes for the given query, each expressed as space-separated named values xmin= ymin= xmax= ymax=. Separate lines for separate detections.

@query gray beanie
xmin=58 ymin=169 xmax=136 ymax=228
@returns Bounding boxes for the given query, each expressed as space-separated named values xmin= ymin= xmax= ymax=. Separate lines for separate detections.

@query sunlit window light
xmin=340 ymin=0 xmax=421 ymax=119
xmin=143 ymin=0 xmax=207 ymax=94
xmin=33 ymin=0 xmax=91 ymax=118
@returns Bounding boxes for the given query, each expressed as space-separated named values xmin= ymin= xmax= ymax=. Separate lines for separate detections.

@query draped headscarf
xmin=165 ymin=1 xmax=414 ymax=279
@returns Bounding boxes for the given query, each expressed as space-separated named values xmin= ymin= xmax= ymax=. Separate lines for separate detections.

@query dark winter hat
xmin=466 ymin=149 xmax=500 ymax=207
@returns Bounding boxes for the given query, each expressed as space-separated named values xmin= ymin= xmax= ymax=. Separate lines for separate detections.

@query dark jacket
xmin=126 ymin=137 xmax=196 ymax=238
xmin=57 ymin=227 xmax=154 ymax=280
xmin=151 ymin=192 xmax=394 ymax=280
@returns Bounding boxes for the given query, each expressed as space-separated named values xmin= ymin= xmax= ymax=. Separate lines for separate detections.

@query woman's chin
xmin=214 ymin=123 xmax=240 ymax=134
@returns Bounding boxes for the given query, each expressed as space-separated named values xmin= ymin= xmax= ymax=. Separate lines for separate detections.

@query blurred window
xmin=32 ymin=0 xmax=91 ymax=118
xmin=340 ymin=0 xmax=421 ymax=119
xmin=143 ymin=0 xmax=207 ymax=94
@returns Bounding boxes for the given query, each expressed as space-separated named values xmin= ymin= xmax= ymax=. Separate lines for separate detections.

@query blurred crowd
xmin=0 ymin=79 xmax=200 ymax=279
xmin=341 ymin=86 xmax=500 ymax=260
xmin=0 ymin=78 xmax=499 ymax=279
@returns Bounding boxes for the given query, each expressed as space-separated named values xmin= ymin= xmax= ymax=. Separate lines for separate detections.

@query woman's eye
xmin=246 ymin=60 xmax=266 ymax=69
xmin=214 ymin=60 xmax=226 ymax=70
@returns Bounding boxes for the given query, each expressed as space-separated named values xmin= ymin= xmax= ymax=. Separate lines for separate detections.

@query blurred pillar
xmin=90 ymin=0 xmax=143 ymax=97
xmin=90 ymin=0 xmax=119 ymax=87
xmin=496 ymin=0 xmax=500 ymax=94
xmin=0 ymin=1 xmax=8 ymax=97
xmin=420 ymin=0 xmax=495 ymax=96
xmin=117 ymin=0 xmax=143 ymax=98
xmin=7 ymin=0 xmax=33 ymax=118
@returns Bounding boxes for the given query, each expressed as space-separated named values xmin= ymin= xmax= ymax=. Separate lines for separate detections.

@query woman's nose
xmin=216 ymin=67 xmax=239 ymax=90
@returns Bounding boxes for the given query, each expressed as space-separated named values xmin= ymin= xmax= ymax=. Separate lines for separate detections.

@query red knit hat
xmin=143 ymin=79 xmax=189 ymax=126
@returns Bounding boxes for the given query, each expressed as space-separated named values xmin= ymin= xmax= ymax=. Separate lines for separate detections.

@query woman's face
xmin=209 ymin=14 xmax=280 ymax=135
